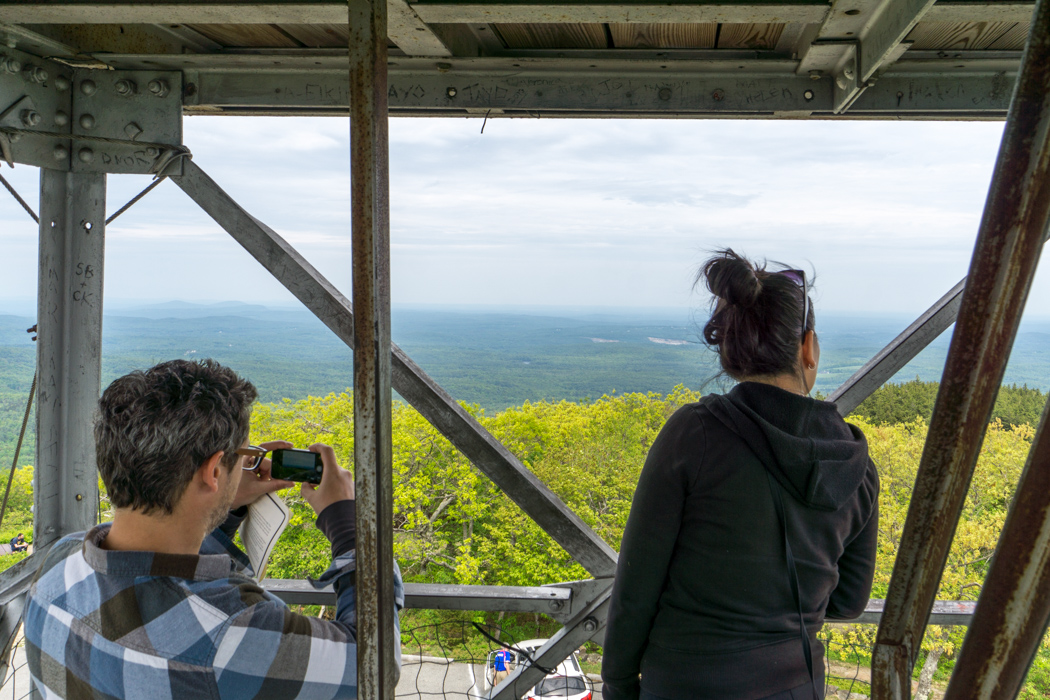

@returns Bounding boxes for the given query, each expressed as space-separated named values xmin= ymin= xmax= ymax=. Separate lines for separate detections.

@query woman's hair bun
xmin=700 ymin=249 xmax=761 ymax=308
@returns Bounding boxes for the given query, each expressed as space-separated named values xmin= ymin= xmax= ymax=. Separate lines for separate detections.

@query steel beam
xmin=264 ymin=579 xmax=572 ymax=611
xmin=387 ymin=0 xmax=454 ymax=56
xmin=831 ymin=278 xmax=964 ymax=417
xmin=871 ymin=1 xmax=1050 ymax=695
xmin=34 ymin=169 xmax=104 ymax=548
xmin=942 ymin=397 xmax=1050 ymax=700
xmin=846 ymin=599 xmax=977 ymax=627
xmin=408 ymin=1 xmax=831 ymax=24
xmin=795 ymin=0 xmax=938 ymax=114
xmin=832 ymin=222 xmax=1050 ymax=417
xmin=348 ymin=0 xmax=397 ymax=695
xmin=171 ymin=161 xmax=619 ymax=579
xmin=925 ymin=1 xmax=1034 ymax=22
xmin=162 ymin=57 xmax=1018 ymax=117
xmin=491 ymin=589 xmax=611 ymax=700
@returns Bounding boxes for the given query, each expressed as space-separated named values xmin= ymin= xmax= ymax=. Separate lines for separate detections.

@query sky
xmin=2 ymin=115 xmax=1048 ymax=319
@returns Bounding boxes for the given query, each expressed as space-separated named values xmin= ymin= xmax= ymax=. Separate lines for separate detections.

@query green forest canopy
xmin=0 ymin=380 xmax=1046 ymax=696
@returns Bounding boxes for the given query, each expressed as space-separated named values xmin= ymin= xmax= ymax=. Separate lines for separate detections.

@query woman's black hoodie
xmin=601 ymin=382 xmax=879 ymax=700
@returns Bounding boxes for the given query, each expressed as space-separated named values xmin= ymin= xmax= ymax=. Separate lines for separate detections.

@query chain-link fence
xmin=0 ymin=628 xmax=30 ymax=700
xmin=0 ymin=620 xmax=930 ymax=700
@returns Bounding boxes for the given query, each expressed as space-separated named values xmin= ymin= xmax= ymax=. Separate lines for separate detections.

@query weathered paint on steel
xmin=34 ymin=170 xmax=104 ymax=548
xmin=348 ymin=0 xmax=397 ymax=696
xmin=871 ymin=0 xmax=1050 ymax=695
xmin=943 ymin=397 xmax=1050 ymax=698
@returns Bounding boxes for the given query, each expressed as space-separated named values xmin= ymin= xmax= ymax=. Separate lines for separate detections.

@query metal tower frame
xmin=1 ymin=1 xmax=1050 ymax=698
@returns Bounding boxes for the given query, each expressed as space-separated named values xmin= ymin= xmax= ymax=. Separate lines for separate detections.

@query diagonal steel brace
xmin=171 ymin=160 xmax=618 ymax=579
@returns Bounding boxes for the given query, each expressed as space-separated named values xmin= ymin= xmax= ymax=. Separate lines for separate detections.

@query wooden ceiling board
xmin=189 ymin=24 xmax=301 ymax=48
xmin=987 ymin=22 xmax=1031 ymax=50
xmin=279 ymin=24 xmax=351 ymax=48
xmin=609 ymin=23 xmax=717 ymax=49
xmin=716 ymin=23 xmax=785 ymax=49
xmin=496 ymin=23 xmax=608 ymax=49
xmin=904 ymin=21 xmax=1018 ymax=50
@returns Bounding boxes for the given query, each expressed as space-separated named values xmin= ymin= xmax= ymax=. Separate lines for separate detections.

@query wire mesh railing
xmin=0 ymin=627 xmax=31 ymax=700
xmin=0 ymin=619 xmax=962 ymax=700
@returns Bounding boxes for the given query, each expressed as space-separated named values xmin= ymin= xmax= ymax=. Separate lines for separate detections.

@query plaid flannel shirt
xmin=24 ymin=522 xmax=404 ymax=700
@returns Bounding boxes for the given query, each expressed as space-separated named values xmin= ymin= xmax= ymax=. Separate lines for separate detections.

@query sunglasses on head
xmin=776 ymin=269 xmax=809 ymax=338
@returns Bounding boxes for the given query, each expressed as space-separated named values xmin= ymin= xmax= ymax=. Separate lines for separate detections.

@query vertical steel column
xmin=349 ymin=0 xmax=396 ymax=696
xmin=871 ymin=0 xmax=1050 ymax=695
xmin=941 ymin=395 xmax=1050 ymax=699
xmin=34 ymin=170 xmax=105 ymax=547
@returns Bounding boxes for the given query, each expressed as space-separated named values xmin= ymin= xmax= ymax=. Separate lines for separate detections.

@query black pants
xmin=639 ymin=681 xmax=819 ymax=700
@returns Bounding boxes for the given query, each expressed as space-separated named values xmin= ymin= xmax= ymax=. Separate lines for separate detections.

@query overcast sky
xmin=2 ymin=115 xmax=1048 ymax=318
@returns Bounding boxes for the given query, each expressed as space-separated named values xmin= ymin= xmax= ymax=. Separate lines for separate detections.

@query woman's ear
xmin=801 ymin=330 xmax=819 ymax=370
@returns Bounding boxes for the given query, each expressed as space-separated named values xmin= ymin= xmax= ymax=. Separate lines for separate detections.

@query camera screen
xmin=282 ymin=450 xmax=318 ymax=469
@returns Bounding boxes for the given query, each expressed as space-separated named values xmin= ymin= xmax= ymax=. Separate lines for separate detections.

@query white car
xmin=483 ymin=638 xmax=592 ymax=700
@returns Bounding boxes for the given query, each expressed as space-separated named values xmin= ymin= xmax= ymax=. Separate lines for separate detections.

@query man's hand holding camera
xmin=232 ymin=440 xmax=295 ymax=510
xmin=301 ymin=443 xmax=355 ymax=514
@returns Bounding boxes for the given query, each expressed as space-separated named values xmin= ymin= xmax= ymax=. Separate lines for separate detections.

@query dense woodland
xmin=0 ymin=380 xmax=1046 ymax=697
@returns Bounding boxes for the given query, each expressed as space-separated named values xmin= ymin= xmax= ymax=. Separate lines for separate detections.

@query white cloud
xmin=4 ymin=115 xmax=1048 ymax=318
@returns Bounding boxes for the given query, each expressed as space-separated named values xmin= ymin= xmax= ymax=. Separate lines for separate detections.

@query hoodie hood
xmin=705 ymin=382 xmax=872 ymax=511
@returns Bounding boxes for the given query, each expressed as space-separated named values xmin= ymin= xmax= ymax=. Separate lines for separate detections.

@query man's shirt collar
xmin=82 ymin=523 xmax=236 ymax=581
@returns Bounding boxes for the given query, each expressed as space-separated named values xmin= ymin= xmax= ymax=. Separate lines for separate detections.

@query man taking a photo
xmin=24 ymin=359 xmax=403 ymax=699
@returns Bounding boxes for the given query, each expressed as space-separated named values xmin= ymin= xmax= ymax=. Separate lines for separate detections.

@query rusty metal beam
xmin=942 ymin=396 xmax=1050 ymax=699
xmin=871 ymin=0 xmax=1050 ymax=695
xmin=348 ymin=0 xmax=397 ymax=695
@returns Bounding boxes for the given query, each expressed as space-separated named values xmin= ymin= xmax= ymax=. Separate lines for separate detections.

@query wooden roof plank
xmin=279 ymin=24 xmax=351 ymax=48
xmin=717 ymin=22 xmax=785 ymax=49
xmin=413 ymin=2 xmax=829 ymax=25
xmin=986 ymin=21 xmax=1031 ymax=50
xmin=189 ymin=23 xmax=301 ymax=48
xmin=496 ymin=23 xmax=607 ymax=49
xmin=905 ymin=20 xmax=1020 ymax=50
xmin=609 ymin=23 xmax=717 ymax=49
xmin=0 ymin=1 xmax=1037 ymax=26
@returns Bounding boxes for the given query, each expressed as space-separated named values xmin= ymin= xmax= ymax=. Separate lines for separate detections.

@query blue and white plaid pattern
xmin=24 ymin=524 xmax=404 ymax=699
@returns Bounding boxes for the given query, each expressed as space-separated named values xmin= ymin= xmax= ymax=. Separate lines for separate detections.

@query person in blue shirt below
xmin=492 ymin=648 xmax=514 ymax=685
xmin=602 ymin=250 xmax=879 ymax=700
xmin=24 ymin=358 xmax=404 ymax=699
xmin=9 ymin=533 xmax=27 ymax=553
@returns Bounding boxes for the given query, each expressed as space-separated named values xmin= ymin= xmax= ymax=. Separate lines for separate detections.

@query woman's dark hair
xmin=697 ymin=249 xmax=815 ymax=381
xmin=95 ymin=359 xmax=257 ymax=515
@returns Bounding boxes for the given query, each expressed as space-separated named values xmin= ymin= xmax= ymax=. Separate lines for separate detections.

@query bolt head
xmin=809 ymin=70 xmax=822 ymax=81
xmin=582 ymin=618 xmax=598 ymax=632
xmin=436 ymin=62 xmax=452 ymax=73
xmin=711 ymin=89 xmax=726 ymax=102
xmin=79 ymin=113 xmax=96 ymax=129
xmin=52 ymin=145 xmax=69 ymax=160
xmin=55 ymin=75 xmax=70 ymax=90
xmin=23 ymin=65 xmax=47 ymax=83
xmin=658 ymin=87 xmax=672 ymax=101
xmin=80 ymin=79 xmax=97 ymax=96
xmin=115 ymin=78 xmax=136 ymax=96
xmin=146 ymin=147 xmax=160 ymax=158
xmin=804 ymin=90 xmax=815 ymax=101
xmin=3 ymin=57 xmax=21 ymax=74
xmin=54 ymin=111 xmax=69 ymax=126
xmin=20 ymin=109 xmax=41 ymax=127
xmin=148 ymin=79 xmax=170 ymax=97
xmin=78 ymin=148 xmax=94 ymax=163
xmin=446 ymin=87 xmax=457 ymax=98
xmin=843 ymin=65 xmax=855 ymax=80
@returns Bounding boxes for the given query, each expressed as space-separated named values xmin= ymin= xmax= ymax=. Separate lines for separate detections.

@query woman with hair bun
xmin=601 ymin=249 xmax=879 ymax=700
